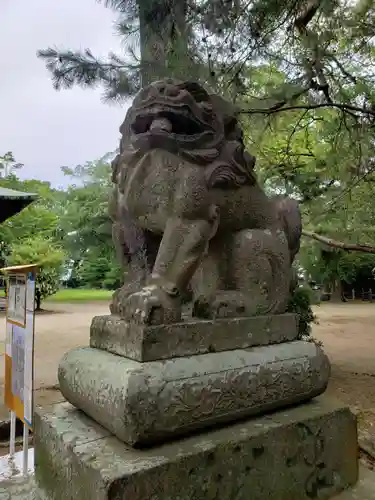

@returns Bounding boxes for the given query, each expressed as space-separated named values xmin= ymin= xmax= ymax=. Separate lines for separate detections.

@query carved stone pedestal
xmin=30 ymin=313 xmax=358 ymax=499
xmin=54 ymin=313 xmax=330 ymax=447
xmin=58 ymin=340 xmax=330 ymax=447
xmin=34 ymin=397 xmax=358 ymax=500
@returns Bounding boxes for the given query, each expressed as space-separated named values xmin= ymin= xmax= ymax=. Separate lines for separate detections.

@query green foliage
xmin=75 ymin=252 xmax=122 ymax=290
xmin=339 ymin=253 xmax=375 ymax=285
xmin=299 ymin=239 xmax=375 ymax=291
xmin=238 ymin=61 xmax=375 ymax=289
xmin=287 ymin=286 xmax=317 ymax=340
xmin=59 ymin=155 xmax=113 ymax=255
xmin=0 ymin=175 xmax=62 ymax=245
xmin=6 ymin=236 xmax=66 ymax=310
xmin=58 ymin=154 xmax=121 ymax=290
xmin=34 ymin=268 xmax=62 ymax=310
xmin=0 ymin=162 xmax=67 ymax=308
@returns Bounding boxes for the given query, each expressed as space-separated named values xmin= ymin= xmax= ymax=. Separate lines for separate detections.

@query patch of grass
xmin=46 ymin=288 xmax=113 ymax=303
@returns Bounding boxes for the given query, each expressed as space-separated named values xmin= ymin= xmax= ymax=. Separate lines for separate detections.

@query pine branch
xmin=240 ymin=101 xmax=375 ymax=118
xmin=96 ymin=0 xmax=132 ymax=12
xmin=37 ymin=48 xmax=140 ymax=99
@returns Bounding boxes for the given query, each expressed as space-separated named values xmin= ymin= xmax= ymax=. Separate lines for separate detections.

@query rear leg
xmin=192 ymin=229 xmax=291 ymax=319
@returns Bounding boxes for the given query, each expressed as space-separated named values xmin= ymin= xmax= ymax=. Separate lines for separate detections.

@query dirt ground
xmin=1 ymin=301 xmax=375 ymax=450
xmin=312 ymin=303 xmax=375 ymax=409
xmin=0 ymin=302 xmax=109 ymax=390
xmin=310 ymin=303 xmax=375 ymax=468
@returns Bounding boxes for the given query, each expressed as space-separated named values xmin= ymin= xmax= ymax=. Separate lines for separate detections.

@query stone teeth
xmin=150 ymin=117 xmax=172 ymax=132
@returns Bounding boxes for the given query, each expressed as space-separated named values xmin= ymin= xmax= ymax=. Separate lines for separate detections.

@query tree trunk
xmin=330 ymin=279 xmax=346 ymax=302
xmin=35 ymin=291 xmax=42 ymax=311
xmin=138 ymin=0 xmax=188 ymax=86
xmin=302 ymin=230 xmax=375 ymax=254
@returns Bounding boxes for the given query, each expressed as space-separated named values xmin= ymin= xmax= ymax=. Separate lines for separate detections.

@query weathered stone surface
xmin=58 ymin=341 xmax=330 ymax=447
xmin=110 ymin=79 xmax=302 ymax=324
xmin=0 ymin=477 xmax=42 ymax=500
xmin=33 ymin=396 xmax=357 ymax=500
xmin=90 ymin=312 xmax=298 ymax=361
xmin=3 ymin=466 xmax=375 ymax=499
xmin=334 ymin=467 xmax=375 ymax=499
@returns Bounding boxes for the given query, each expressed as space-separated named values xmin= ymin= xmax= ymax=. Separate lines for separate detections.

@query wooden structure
xmin=0 ymin=187 xmax=37 ymax=224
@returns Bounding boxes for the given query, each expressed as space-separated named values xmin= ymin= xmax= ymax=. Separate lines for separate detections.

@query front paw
xmin=121 ymin=285 xmax=182 ymax=325
xmin=110 ymin=281 xmax=140 ymax=315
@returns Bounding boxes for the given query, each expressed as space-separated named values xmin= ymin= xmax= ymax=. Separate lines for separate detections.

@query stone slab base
xmin=0 ymin=477 xmax=40 ymax=500
xmin=1 ymin=467 xmax=374 ymax=499
xmin=2 ymin=467 xmax=375 ymax=500
xmin=90 ymin=313 xmax=298 ymax=361
xmin=33 ymin=396 xmax=358 ymax=500
xmin=58 ymin=341 xmax=330 ymax=446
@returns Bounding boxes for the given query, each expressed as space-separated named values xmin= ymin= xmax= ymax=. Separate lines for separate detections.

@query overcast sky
xmin=0 ymin=0 xmax=129 ymax=187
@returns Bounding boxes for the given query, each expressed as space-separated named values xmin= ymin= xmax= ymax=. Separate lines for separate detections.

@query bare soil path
xmin=313 ymin=303 xmax=375 ymax=410
xmin=0 ymin=302 xmax=109 ymax=390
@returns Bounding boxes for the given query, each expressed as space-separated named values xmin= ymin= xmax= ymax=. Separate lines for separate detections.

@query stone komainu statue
xmin=109 ymin=79 xmax=302 ymax=325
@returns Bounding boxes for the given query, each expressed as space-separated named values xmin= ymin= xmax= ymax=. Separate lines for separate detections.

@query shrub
xmin=287 ymin=286 xmax=318 ymax=340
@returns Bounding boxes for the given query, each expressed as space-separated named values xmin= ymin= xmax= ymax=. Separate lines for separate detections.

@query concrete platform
xmin=0 ymin=466 xmax=375 ymax=499
xmin=336 ymin=466 xmax=375 ymax=499
xmin=0 ymin=476 xmax=39 ymax=500
xmin=33 ymin=395 xmax=357 ymax=500
xmin=0 ymin=450 xmax=34 ymax=481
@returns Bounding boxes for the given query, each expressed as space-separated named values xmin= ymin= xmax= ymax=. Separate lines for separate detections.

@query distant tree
xmin=0 ymin=152 xmax=23 ymax=178
xmin=7 ymin=236 xmax=65 ymax=310
xmin=75 ymin=251 xmax=122 ymax=290
xmin=59 ymin=154 xmax=121 ymax=290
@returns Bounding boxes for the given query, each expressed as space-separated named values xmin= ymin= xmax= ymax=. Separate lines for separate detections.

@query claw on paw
xmin=121 ymin=285 xmax=182 ymax=325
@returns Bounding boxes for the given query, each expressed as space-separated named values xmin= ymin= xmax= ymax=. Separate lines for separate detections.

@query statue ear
xmin=273 ymin=196 xmax=302 ymax=263
xmin=183 ymin=81 xmax=210 ymax=102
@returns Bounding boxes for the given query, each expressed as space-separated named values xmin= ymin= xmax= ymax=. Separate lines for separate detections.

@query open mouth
xmin=131 ymin=107 xmax=204 ymax=136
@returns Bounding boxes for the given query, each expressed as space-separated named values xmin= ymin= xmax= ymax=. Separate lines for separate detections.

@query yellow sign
xmin=1 ymin=264 xmax=38 ymax=429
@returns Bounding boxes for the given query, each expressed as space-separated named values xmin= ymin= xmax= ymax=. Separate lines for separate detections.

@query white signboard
xmin=2 ymin=259 xmax=38 ymax=475
xmin=7 ymin=274 xmax=26 ymax=327
xmin=4 ymin=267 xmax=37 ymax=429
